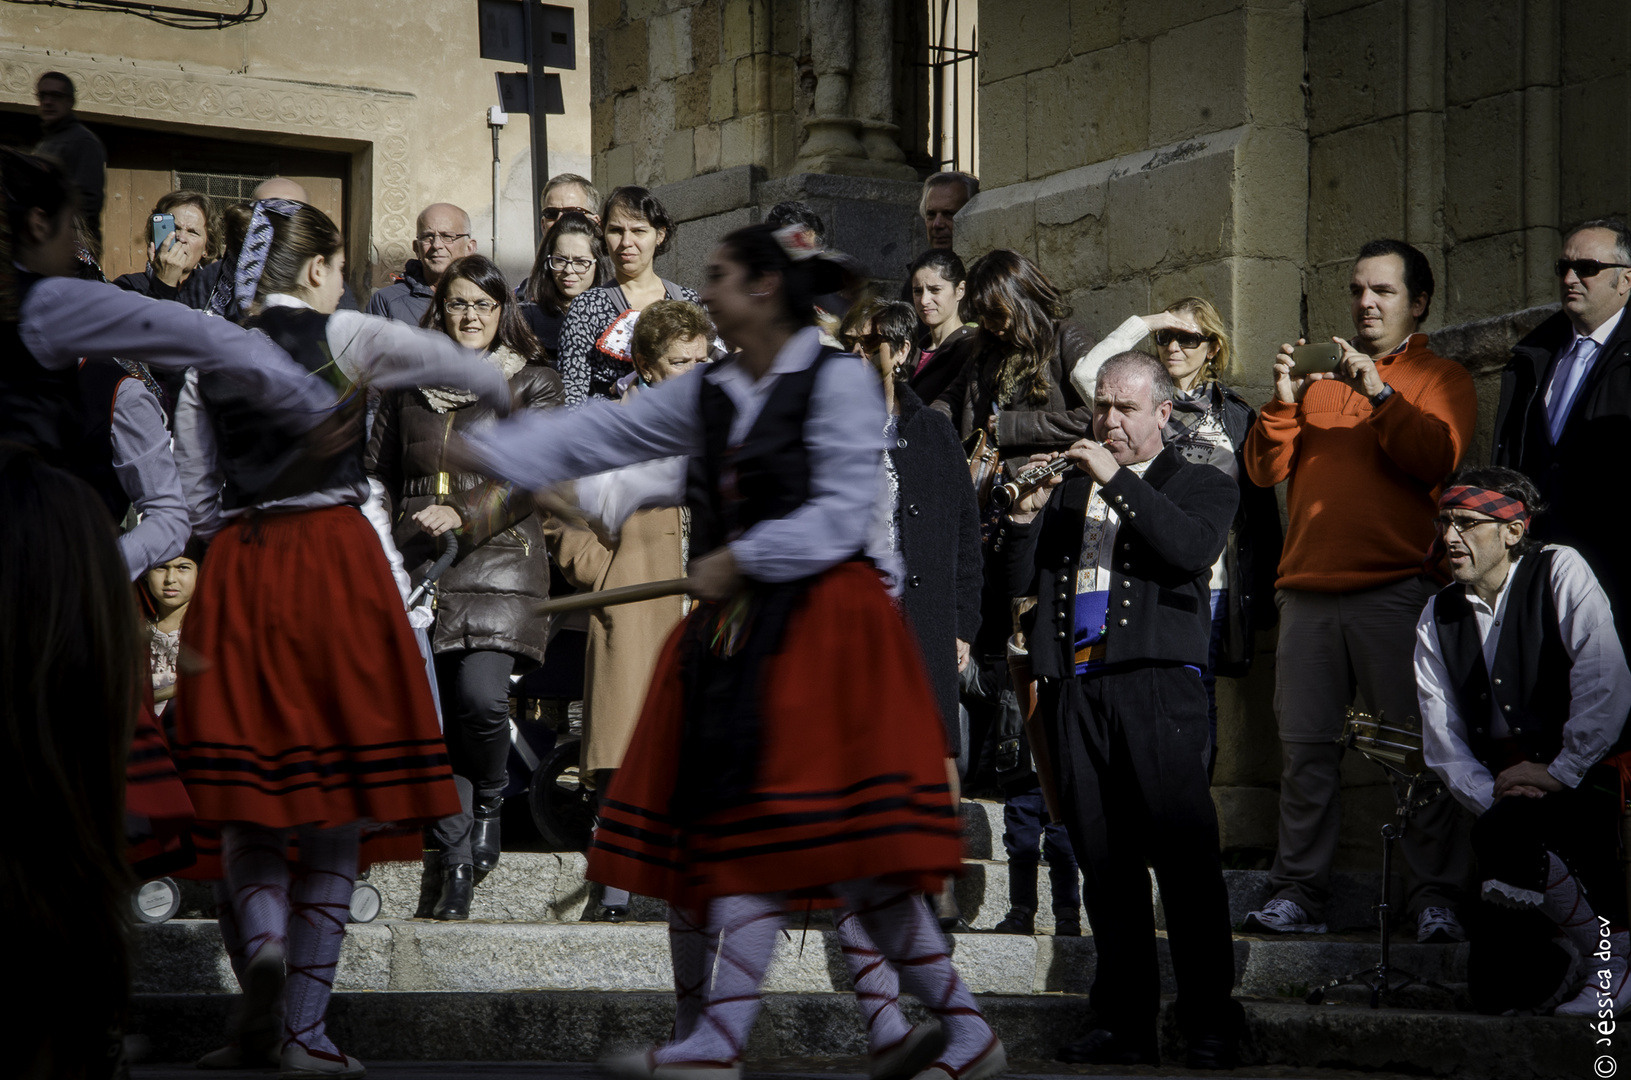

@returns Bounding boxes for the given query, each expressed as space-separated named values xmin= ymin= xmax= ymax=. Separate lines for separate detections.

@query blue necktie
xmin=1548 ymin=337 xmax=1599 ymax=443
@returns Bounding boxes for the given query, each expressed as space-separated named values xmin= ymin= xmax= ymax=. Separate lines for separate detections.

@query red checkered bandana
xmin=1439 ymin=485 xmax=1529 ymax=526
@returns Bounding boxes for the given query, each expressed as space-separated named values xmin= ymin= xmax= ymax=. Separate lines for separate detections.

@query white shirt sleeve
xmin=171 ymin=368 xmax=229 ymax=540
xmin=728 ymin=353 xmax=886 ymax=582
xmin=574 ymin=457 xmax=689 ymax=540
xmin=1547 ymin=546 xmax=1631 ymax=787
xmin=108 ymin=379 xmax=189 ymax=580
xmin=20 ymin=277 xmax=331 ymax=429
xmin=323 ymin=310 xmax=513 ymax=412
xmin=464 ymin=367 xmax=706 ymax=490
xmin=1415 ymin=597 xmax=1497 ymax=814
xmin=1069 ymin=315 xmax=1149 ymax=402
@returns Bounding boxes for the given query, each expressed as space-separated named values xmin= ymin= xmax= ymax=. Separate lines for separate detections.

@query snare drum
xmin=1341 ymin=708 xmax=1428 ymax=776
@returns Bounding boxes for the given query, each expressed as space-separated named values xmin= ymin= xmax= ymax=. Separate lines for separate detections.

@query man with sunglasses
xmin=1493 ymin=219 xmax=1631 ymax=649
xmin=1413 ymin=466 xmax=1631 ymax=1017
xmin=366 ymin=203 xmax=478 ymax=323
xmin=540 ymin=173 xmax=601 ymax=239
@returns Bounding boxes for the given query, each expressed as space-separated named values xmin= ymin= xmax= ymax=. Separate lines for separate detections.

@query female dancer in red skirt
xmin=465 ymin=223 xmax=1005 ymax=1080
xmin=169 ymin=198 xmax=513 ymax=1077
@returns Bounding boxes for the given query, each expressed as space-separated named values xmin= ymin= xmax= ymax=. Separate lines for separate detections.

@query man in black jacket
xmin=996 ymin=350 xmax=1240 ymax=1069
xmin=1492 ymin=218 xmax=1631 ymax=642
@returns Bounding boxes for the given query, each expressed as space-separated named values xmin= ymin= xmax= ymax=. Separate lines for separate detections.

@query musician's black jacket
xmin=997 ymin=444 xmax=1237 ymax=679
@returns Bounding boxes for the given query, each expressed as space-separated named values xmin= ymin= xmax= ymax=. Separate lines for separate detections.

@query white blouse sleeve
xmin=1547 ymin=546 xmax=1631 ymax=787
xmin=1415 ymin=597 xmax=1497 ymax=814
xmin=20 ymin=277 xmax=331 ymax=429
xmin=1068 ymin=315 xmax=1150 ymax=402
xmin=171 ymin=368 xmax=229 ymax=540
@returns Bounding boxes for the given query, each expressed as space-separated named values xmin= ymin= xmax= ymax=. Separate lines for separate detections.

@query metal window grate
xmin=174 ymin=171 xmax=268 ymax=206
xmin=917 ymin=0 xmax=978 ymax=175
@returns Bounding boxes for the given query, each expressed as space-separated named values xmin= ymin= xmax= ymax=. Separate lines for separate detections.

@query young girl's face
xmin=145 ymin=556 xmax=198 ymax=617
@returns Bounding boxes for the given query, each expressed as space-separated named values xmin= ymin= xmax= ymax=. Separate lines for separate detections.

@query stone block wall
xmin=591 ymin=0 xmax=803 ymax=190
xmin=1305 ymin=0 xmax=1631 ymax=336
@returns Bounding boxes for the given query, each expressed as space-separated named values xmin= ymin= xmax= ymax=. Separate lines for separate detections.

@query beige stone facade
xmin=0 ymin=0 xmax=593 ymax=290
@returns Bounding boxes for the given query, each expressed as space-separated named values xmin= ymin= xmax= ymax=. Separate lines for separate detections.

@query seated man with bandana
xmin=1414 ymin=465 xmax=1631 ymax=1016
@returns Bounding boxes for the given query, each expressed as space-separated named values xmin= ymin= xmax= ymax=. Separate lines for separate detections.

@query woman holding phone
xmin=113 ymin=190 xmax=221 ymax=306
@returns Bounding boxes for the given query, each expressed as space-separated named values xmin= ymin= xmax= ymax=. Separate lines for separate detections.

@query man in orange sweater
xmin=1241 ymin=239 xmax=1477 ymax=942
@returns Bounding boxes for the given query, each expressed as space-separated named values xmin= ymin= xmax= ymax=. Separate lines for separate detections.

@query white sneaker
xmin=1558 ymin=931 xmax=1631 ymax=1016
xmin=1416 ymin=906 xmax=1467 ymax=943
xmin=1243 ymin=897 xmax=1328 ymax=934
xmin=279 ymin=1042 xmax=365 ymax=1078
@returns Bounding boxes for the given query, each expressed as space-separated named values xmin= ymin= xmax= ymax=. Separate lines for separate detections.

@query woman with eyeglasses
xmin=519 ymin=209 xmax=609 ymax=362
xmin=556 ymin=186 xmax=700 ymax=406
xmin=1069 ymin=297 xmax=1284 ymax=773
xmin=367 ymin=254 xmax=565 ymax=921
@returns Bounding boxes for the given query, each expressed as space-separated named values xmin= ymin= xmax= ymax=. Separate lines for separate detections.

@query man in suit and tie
xmin=1492 ymin=218 xmax=1631 ymax=639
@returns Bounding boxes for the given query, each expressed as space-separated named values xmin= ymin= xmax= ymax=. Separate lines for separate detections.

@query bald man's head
xmin=253 ymin=177 xmax=310 ymax=203
xmin=413 ymin=203 xmax=476 ymax=283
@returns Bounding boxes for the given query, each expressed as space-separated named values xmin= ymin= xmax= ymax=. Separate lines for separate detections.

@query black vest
xmin=1432 ymin=548 xmax=1574 ymax=766
xmin=686 ymin=346 xmax=841 ymax=560
xmin=199 ymin=305 xmax=362 ymax=511
xmin=0 ymin=270 xmax=83 ymax=466
xmin=72 ymin=358 xmax=140 ymax=521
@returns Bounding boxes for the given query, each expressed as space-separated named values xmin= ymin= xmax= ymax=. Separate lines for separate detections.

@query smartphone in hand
xmin=151 ymin=213 xmax=177 ymax=254
xmin=1289 ymin=342 xmax=1343 ymax=374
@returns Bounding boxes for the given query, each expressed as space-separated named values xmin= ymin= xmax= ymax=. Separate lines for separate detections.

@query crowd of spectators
xmin=10 ymin=65 xmax=1631 ymax=1075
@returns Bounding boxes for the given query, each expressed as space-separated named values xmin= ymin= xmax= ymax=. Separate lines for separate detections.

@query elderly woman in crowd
xmin=520 ymin=209 xmax=608 ymax=361
xmin=556 ymin=186 xmax=699 ymax=405
xmin=112 ymin=189 xmax=222 ymax=306
xmin=545 ymin=298 xmax=713 ymax=920
xmin=1070 ymin=297 xmax=1283 ymax=772
xmin=367 ymin=254 xmax=565 ymax=921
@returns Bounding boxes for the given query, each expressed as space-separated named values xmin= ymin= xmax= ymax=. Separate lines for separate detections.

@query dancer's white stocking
xmin=653 ymin=893 xmax=784 ymax=1065
xmin=282 ymin=825 xmax=358 ymax=1058
xmin=835 ymin=907 xmax=912 ymax=1054
xmin=667 ymin=904 xmax=717 ymax=1041
xmin=838 ymin=880 xmax=994 ymax=1070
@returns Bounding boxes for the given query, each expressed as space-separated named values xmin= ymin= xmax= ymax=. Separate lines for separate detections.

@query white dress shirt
xmin=1413 ymin=545 xmax=1631 ymax=814
xmin=466 ymin=326 xmax=896 ymax=585
xmin=108 ymin=374 xmax=189 ymax=579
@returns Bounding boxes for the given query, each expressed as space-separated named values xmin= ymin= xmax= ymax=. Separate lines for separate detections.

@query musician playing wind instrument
xmin=1413 ymin=466 xmax=1631 ymax=1017
xmin=995 ymin=350 xmax=1242 ymax=1071
xmin=464 ymin=223 xmax=1005 ymax=1080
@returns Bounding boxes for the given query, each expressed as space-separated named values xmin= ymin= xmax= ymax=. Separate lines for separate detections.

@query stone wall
xmin=1304 ymin=0 xmax=1631 ymax=337
xmin=0 ymin=0 xmax=594 ymax=288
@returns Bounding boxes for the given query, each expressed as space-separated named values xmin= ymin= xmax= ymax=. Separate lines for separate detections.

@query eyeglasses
xmin=1432 ymin=515 xmax=1501 ymax=538
xmin=543 ymin=206 xmax=594 ymax=221
xmin=443 ymin=298 xmax=499 ymax=315
xmin=417 ymin=232 xmax=472 ymax=247
xmin=546 ymin=255 xmax=596 ymax=273
xmin=1555 ymin=258 xmax=1631 ymax=279
xmin=1154 ymin=329 xmax=1213 ymax=350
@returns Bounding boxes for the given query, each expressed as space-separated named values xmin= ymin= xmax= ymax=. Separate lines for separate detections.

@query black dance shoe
xmin=1055 ymin=1028 xmax=1158 ymax=1066
xmin=1186 ymin=1032 xmax=1240 ymax=1070
xmin=434 ymin=863 xmax=475 ymax=920
xmin=471 ymin=795 xmax=503 ymax=875
xmin=414 ymin=851 xmax=444 ymax=919
xmin=992 ymin=907 xmax=1035 ymax=935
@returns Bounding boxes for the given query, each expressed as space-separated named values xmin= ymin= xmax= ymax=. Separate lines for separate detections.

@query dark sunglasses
xmin=846 ymin=333 xmax=887 ymax=351
xmin=1154 ymin=329 xmax=1212 ymax=350
xmin=543 ymin=206 xmax=594 ymax=221
xmin=1555 ymin=258 xmax=1631 ymax=279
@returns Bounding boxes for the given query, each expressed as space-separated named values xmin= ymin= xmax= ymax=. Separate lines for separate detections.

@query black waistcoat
xmin=0 ymin=270 xmax=83 ymax=467
xmin=686 ymin=346 xmax=841 ymax=560
xmin=72 ymin=358 xmax=140 ymax=521
xmin=199 ymin=305 xmax=362 ymax=511
xmin=1432 ymin=548 xmax=1574 ymax=766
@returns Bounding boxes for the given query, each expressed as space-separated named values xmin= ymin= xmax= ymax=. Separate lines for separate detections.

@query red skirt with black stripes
xmin=169 ymin=505 xmax=459 ymax=830
xmin=587 ymin=561 xmax=963 ymax=908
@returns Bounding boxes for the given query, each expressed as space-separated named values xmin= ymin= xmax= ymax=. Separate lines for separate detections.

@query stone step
xmin=135 ymin=918 xmax=1468 ymax=1002
xmin=171 ymin=842 xmax=1381 ymax=931
xmin=128 ymin=991 xmax=1585 ymax=1080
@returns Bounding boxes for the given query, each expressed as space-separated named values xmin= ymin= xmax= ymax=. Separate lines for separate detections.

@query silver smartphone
xmin=1290 ymin=342 xmax=1343 ymax=374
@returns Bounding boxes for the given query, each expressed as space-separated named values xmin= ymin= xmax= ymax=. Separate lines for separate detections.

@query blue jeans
xmin=1201 ymin=588 xmax=1227 ymax=775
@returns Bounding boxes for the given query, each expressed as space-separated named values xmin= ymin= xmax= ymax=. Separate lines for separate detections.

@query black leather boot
xmin=471 ymin=795 xmax=503 ymax=875
xmin=434 ymin=863 xmax=475 ymax=920
xmin=414 ymin=850 xmax=444 ymax=919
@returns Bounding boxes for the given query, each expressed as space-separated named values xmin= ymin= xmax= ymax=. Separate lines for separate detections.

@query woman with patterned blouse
xmin=556 ymin=186 xmax=699 ymax=405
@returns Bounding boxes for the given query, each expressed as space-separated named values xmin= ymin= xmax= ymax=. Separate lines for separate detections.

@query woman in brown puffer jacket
xmin=366 ymin=254 xmax=564 ymax=920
